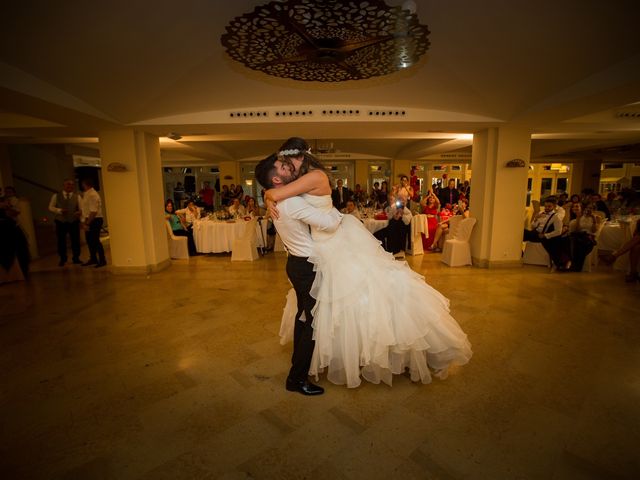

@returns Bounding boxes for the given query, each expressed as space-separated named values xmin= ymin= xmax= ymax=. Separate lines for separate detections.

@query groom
xmin=255 ymin=154 xmax=343 ymax=396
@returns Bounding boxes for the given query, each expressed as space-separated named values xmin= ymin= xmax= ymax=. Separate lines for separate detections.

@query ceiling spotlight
xmin=167 ymin=132 xmax=182 ymax=141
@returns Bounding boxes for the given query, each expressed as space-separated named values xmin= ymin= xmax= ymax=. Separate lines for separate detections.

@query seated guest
xmin=228 ymin=198 xmax=246 ymax=217
xmin=233 ymin=184 xmax=245 ymax=201
xmin=605 ymin=192 xmax=621 ymax=216
xmin=165 ymin=199 xmax=197 ymax=255
xmin=428 ymin=203 xmax=454 ymax=252
xmin=523 ymin=196 xmax=571 ymax=270
xmin=375 ymin=200 xmax=412 ymax=256
xmin=590 ymin=193 xmax=610 ymax=219
xmin=420 ymin=191 xmax=440 ymax=250
xmin=568 ymin=203 xmax=600 ymax=271
xmin=603 ymin=220 xmax=640 ymax=282
xmin=176 ymin=200 xmax=202 ymax=228
xmin=352 ymin=184 xmax=367 ymax=206
xmin=343 ymin=199 xmax=361 ymax=220
xmin=244 ymin=197 xmax=263 ymax=217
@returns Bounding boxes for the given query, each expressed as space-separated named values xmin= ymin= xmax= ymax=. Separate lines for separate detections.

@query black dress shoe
xmin=58 ymin=260 xmax=66 ymax=267
xmin=95 ymin=261 xmax=107 ymax=268
xmin=286 ymin=379 xmax=324 ymax=396
xmin=72 ymin=258 xmax=82 ymax=265
xmin=82 ymin=260 xmax=97 ymax=266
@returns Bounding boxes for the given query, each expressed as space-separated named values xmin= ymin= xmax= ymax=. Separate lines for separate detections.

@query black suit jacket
xmin=331 ymin=187 xmax=352 ymax=209
xmin=439 ymin=187 xmax=459 ymax=206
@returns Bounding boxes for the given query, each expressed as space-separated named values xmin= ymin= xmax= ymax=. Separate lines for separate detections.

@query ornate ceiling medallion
xmin=221 ymin=0 xmax=430 ymax=82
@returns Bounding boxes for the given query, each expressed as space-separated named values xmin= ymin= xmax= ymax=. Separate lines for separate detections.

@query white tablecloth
xmin=598 ymin=222 xmax=624 ymax=252
xmin=193 ymin=219 xmax=250 ymax=253
xmin=363 ymin=218 xmax=388 ymax=234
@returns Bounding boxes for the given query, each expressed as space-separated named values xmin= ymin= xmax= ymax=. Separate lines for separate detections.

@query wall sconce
xmin=245 ymin=179 xmax=253 ymax=186
xmin=505 ymin=158 xmax=526 ymax=168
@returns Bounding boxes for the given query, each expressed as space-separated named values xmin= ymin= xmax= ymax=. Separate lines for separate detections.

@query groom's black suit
xmin=272 ymin=195 xmax=343 ymax=388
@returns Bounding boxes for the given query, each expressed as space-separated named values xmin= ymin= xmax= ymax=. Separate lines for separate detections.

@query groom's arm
xmin=283 ymin=197 xmax=343 ymax=232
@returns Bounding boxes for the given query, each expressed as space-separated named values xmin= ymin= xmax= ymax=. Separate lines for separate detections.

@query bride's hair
xmin=278 ymin=137 xmax=327 ymax=177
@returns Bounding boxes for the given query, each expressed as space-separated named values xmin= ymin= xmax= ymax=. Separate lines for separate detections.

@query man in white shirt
xmin=48 ymin=179 xmax=82 ymax=266
xmin=255 ymin=154 xmax=343 ymax=396
xmin=376 ymin=200 xmax=413 ymax=257
xmin=80 ymin=178 xmax=106 ymax=268
xmin=523 ymin=196 xmax=571 ymax=270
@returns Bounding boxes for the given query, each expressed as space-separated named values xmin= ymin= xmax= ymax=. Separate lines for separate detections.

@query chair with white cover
xmin=231 ymin=218 xmax=260 ymax=261
xmin=165 ymin=221 xmax=189 ymax=260
xmin=582 ymin=220 xmax=606 ymax=272
xmin=522 ymin=241 xmax=551 ymax=266
xmin=441 ymin=217 xmax=476 ymax=266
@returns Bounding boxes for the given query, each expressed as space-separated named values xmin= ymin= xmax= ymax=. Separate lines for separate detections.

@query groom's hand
xmin=267 ymin=198 xmax=280 ymax=220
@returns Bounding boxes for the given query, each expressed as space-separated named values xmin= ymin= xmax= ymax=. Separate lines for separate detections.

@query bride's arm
xmin=266 ymin=170 xmax=329 ymax=203
xmin=265 ymin=170 xmax=329 ymax=219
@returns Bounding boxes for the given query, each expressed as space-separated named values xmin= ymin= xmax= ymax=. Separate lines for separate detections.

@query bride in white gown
xmin=266 ymin=138 xmax=472 ymax=388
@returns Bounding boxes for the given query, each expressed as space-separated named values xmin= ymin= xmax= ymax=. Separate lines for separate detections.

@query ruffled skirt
xmin=280 ymin=215 xmax=472 ymax=388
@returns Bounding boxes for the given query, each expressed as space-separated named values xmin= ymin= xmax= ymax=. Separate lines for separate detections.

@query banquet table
xmin=193 ymin=218 xmax=251 ymax=253
xmin=361 ymin=214 xmax=427 ymax=255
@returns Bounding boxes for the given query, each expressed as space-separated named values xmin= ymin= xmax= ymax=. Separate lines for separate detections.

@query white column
xmin=99 ymin=129 xmax=170 ymax=274
xmin=470 ymin=126 xmax=532 ymax=268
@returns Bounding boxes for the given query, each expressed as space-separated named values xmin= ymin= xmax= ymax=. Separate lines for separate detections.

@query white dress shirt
xmin=48 ymin=192 xmax=74 ymax=215
xmin=80 ymin=188 xmax=103 ymax=220
xmin=531 ymin=211 xmax=562 ymax=239
xmin=274 ymin=196 xmax=343 ymax=257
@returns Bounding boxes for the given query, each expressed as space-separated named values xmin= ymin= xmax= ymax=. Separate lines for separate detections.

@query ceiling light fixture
xmin=221 ymin=0 xmax=430 ymax=82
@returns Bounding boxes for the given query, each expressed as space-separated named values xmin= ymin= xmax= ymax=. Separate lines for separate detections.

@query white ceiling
xmin=1 ymin=0 xmax=640 ymax=163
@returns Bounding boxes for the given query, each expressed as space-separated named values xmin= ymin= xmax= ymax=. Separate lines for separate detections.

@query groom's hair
xmin=255 ymin=153 xmax=278 ymax=189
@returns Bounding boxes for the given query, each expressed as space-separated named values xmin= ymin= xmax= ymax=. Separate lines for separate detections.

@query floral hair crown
xmin=278 ymin=148 xmax=311 ymax=157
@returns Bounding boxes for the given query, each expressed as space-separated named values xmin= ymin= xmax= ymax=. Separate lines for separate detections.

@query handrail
xmin=13 ymin=174 xmax=58 ymax=194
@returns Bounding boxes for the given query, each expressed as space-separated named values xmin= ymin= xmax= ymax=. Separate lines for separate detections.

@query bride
xmin=264 ymin=137 xmax=472 ymax=388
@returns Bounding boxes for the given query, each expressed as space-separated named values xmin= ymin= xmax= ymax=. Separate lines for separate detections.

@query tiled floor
xmin=1 ymin=251 xmax=639 ymax=479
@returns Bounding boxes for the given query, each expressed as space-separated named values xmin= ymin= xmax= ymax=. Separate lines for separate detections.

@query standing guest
xmin=221 ymin=184 xmax=231 ymax=206
xmin=420 ymin=190 xmax=440 ymax=250
xmin=377 ymin=181 xmax=389 ymax=209
xmin=0 ymin=196 xmax=30 ymax=281
xmin=233 ymin=184 xmax=245 ymax=201
xmin=80 ymin=178 xmax=107 ymax=268
xmin=173 ymin=182 xmax=185 ymax=207
xmin=165 ymin=199 xmax=197 ymax=256
xmin=459 ymin=180 xmax=471 ymax=202
xmin=343 ymin=199 xmax=361 ymax=220
xmin=439 ymin=179 xmax=460 ymax=207
xmin=369 ymin=181 xmax=380 ymax=206
xmin=393 ymin=174 xmax=414 ymax=206
xmin=48 ymin=179 xmax=82 ymax=266
xmin=352 ymin=184 xmax=367 ymax=206
xmin=199 ymin=181 xmax=215 ymax=212
xmin=568 ymin=203 xmax=600 ymax=272
xmin=331 ymin=179 xmax=351 ymax=210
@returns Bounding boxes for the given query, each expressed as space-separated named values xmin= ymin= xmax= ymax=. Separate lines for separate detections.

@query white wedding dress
xmin=279 ymin=194 xmax=472 ymax=388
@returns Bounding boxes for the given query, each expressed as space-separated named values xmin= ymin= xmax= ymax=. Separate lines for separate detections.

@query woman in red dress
xmin=421 ymin=190 xmax=441 ymax=250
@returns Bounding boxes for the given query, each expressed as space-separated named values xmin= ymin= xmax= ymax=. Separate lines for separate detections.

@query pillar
xmin=470 ymin=126 xmax=531 ymax=268
xmin=218 ymin=161 xmax=238 ymax=188
xmin=99 ymin=129 xmax=170 ymax=274
xmin=572 ymin=158 xmax=602 ymax=194
xmin=354 ymin=160 xmax=368 ymax=190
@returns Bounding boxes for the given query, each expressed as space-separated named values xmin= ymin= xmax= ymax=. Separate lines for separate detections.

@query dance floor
xmin=1 ymin=251 xmax=638 ymax=479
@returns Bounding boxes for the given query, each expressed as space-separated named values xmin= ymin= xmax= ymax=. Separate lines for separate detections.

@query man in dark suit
xmin=331 ymin=179 xmax=352 ymax=210
xmin=439 ymin=179 xmax=459 ymax=207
